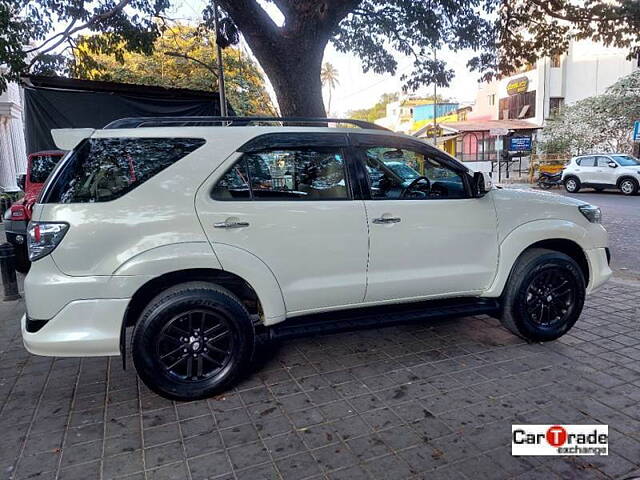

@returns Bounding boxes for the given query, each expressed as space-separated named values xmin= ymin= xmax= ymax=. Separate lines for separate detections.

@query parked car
xmin=22 ymin=117 xmax=611 ymax=401
xmin=4 ymin=150 xmax=65 ymax=272
xmin=562 ymin=154 xmax=640 ymax=195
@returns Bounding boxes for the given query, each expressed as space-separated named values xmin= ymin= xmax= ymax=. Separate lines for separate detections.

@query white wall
xmin=564 ymin=41 xmax=636 ymax=104
xmin=0 ymin=80 xmax=27 ymax=192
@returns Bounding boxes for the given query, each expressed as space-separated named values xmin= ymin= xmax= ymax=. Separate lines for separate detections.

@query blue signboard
xmin=634 ymin=121 xmax=640 ymax=142
xmin=509 ymin=136 xmax=532 ymax=152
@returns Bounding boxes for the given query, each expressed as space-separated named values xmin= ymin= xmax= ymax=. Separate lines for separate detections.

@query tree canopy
xmin=2 ymin=0 xmax=640 ymax=116
xmin=539 ymin=70 xmax=640 ymax=155
xmin=72 ymin=25 xmax=275 ymax=116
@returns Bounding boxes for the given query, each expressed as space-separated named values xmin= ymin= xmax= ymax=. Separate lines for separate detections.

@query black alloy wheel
xmin=524 ymin=268 xmax=576 ymax=328
xmin=132 ymin=282 xmax=255 ymax=401
xmin=500 ymin=248 xmax=585 ymax=341
xmin=157 ymin=309 xmax=234 ymax=381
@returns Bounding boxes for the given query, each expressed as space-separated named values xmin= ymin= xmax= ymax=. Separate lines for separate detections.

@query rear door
xmin=195 ymin=133 xmax=369 ymax=314
xmin=351 ymin=133 xmax=499 ymax=302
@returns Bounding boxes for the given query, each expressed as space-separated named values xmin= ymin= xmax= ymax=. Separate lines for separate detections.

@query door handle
xmin=214 ymin=221 xmax=250 ymax=229
xmin=372 ymin=217 xmax=401 ymax=224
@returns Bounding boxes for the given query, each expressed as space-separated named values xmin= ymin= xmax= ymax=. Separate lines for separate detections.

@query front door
xmin=352 ymin=135 xmax=499 ymax=302
xmin=595 ymin=156 xmax=617 ymax=185
xmin=196 ymin=135 xmax=369 ymax=314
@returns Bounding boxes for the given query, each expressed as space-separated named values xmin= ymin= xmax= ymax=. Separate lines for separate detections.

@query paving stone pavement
xmin=1 ymin=280 xmax=640 ymax=480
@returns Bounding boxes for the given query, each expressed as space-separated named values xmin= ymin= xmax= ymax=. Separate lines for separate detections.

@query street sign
xmin=634 ymin=121 xmax=640 ymax=141
xmin=509 ymin=136 xmax=532 ymax=152
xmin=490 ymin=128 xmax=509 ymax=136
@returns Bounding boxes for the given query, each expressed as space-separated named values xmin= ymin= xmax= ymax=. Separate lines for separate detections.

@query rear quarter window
xmin=42 ymin=137 xmax=205 ymax=203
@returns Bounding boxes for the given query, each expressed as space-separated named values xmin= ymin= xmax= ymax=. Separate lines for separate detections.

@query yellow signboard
xmin=507 ymin=77 xmax=529 ymax=96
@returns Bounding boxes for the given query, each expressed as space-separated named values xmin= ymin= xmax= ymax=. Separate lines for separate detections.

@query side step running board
xmin=267 ymin=298 xmax=500 ymax=341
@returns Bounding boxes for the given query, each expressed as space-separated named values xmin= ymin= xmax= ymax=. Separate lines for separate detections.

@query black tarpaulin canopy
xmin=23 ymin=75 xmax=232 ymax=154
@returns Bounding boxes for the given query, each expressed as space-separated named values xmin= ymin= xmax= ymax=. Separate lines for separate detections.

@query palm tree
xmin=321 ymin=62 xmax=340 ymax=115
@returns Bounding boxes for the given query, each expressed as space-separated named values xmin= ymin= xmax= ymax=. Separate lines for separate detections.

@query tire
xmin=538 ymin=181 xmax=552 ymax=190
xmin=564 ymin=177 xmax=580 ymax=193
xmin=132 ymin=282 xmax=255 ymax=401
xmin=618 ymin=178 xmax=638 ymax=196
xmin=14 ymin=245 xmax=30 ymax=273
xmin=500 ymin=248 xmax=585 ymax=342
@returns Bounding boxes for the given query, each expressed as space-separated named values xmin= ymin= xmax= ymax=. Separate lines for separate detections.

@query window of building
xmin=549 ymin=97 xmax=565 ymax=117
xmin=499 ymin=91 xmax=536 ymax=120
xmin=213 ymin=148 xmax=349 ymax=201
xmin=488 ymin=94 xmax=496 ymax=106
xmin=551 ymin=55 xmax=562 ymax=68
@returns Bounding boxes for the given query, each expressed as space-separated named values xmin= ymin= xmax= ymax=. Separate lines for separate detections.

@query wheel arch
xmin=484 ymin=220 xmax=591 ymax=297
xmin=616 ymin=175 xmax=639 ymax=188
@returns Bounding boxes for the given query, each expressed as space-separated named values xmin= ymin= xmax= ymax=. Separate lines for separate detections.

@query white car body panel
xmin=23 ymin=125 xmax=613 ymax=356
xmin=363 ymin=195 xmax=498 ymax=301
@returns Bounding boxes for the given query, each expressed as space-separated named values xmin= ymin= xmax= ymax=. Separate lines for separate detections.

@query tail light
xmin=9 ymin=205 xmax=28 ymax=221
xmin=27 ymin=222 xmax=69 ymax=261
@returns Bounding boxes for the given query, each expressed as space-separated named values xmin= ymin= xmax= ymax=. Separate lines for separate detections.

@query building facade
xmin=0 ymin=78 xmax=27 ymax=192
xmin=471 ymin=40 xmax=639 ymax=126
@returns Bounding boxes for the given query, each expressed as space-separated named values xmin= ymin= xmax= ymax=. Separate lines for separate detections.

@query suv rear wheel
xmin=500 ymin=248 xmax=585 ymax=342
xmin=564 ymin=177 xmax=580 ymax=193
xmin=132 ymin=282 xmax=255 ymax=401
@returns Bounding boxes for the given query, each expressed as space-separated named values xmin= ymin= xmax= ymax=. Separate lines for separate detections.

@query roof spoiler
xmin=51 ymin=128 xmax=94 ymax=150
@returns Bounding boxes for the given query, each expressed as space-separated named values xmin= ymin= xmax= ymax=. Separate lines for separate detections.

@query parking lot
xmin=1 ymin=276 xmax=639 ymax=479
xmin=1 ymin=187 xmax=639 ymax=480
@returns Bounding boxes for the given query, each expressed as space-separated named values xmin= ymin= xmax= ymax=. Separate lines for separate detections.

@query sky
xmin=170 ymin=0 xmax=484 ymax=116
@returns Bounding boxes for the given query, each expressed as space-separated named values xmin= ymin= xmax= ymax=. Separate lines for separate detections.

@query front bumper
xmin=21 ymin=298 xmax=128 ymax=356
xmin=585 ymin=247 xmax=612 ymax=294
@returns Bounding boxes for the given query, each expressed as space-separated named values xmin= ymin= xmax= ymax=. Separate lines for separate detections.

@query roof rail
xmin=103 ymin=116 xmax=389 ymax=131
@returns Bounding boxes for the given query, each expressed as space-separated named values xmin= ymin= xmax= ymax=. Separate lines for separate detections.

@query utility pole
xmin=213 ymin=1 xmax=228 ymax=116
xmin=432 ymin=48 xmax=438 ymax=148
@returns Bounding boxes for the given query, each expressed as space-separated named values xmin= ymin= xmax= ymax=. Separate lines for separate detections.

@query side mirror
xmin=608 ymin=161 xmax=618 ymax=168
xmin=472 ymin=171 xmax=493 ymax=197
xmin=16 ymin=174 xmax=26 ymax=191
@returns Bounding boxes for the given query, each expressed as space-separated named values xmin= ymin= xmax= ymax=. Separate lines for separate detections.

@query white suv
xmin=22 ymin=117 xmax=612 ymax=400
xmin=562 ymin=153 xmax=640 ymax=195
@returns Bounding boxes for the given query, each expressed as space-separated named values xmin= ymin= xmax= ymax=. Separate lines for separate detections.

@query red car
xmin=4 ymin=150 xmax=65 ymax=272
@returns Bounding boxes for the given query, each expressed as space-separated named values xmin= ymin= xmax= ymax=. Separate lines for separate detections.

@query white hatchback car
xmin=562 ymin=153 xmax=640 ymax=195
xmin=22 ymin=117 xmax=612 ymax=400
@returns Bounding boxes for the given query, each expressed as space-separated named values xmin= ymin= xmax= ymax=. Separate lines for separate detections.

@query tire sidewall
xmin=509 ymin=254 xmax=585 ymax=341
xmin=619 ymin=178 xmax=638 ymax=196
xmin=564 ymin=177 xmax=579 ymax=193
xmin=132 ymin=289 xmax=254 ymax=401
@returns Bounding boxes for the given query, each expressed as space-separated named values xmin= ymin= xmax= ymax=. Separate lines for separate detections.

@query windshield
xmin=611 ymin=155 xmax=640 ymax=167
xmin=30 ymin=154 xmax=62 ymax=183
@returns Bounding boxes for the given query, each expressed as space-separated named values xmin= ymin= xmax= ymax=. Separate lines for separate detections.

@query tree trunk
xmin=256 ymin=41 xmax=327 ymax=117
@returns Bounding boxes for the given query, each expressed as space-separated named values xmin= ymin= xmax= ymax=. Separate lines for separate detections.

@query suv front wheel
xmin=500 ymin=248 xmax=585 ymax=342
xmin=132 ymin=282 xmax=255 ymax=401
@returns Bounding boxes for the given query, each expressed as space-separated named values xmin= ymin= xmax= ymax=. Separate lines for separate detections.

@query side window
xmin=596 ymin=156 xmax=611 ymax=167
xmin=211 ymin=160 xmax=251 ymax=200
xmin=213 ymin=148 xmax=349 ymax=201
xmin=577 ymin=157 xmax=595 ymax=167
xmin=362 ymin=147 xmax=467 ymax=200
xmin=43 ymin=138 xmax=205 ymax=203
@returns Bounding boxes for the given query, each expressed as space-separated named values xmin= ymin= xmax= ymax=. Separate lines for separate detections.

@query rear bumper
xmin=4 ymin=219 xmax=27 ymax=245
xmin=21 ymin=298 xmax=128 ymax=356
xmin=585 ymin=247 xmax=612 ymax=294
